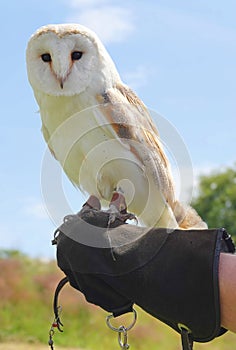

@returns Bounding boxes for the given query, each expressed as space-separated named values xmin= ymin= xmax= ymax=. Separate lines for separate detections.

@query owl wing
xmin=95 ymin=83 xmax=176 ymax=208
xmin=41 ymin=123 xmax=58 ymax=159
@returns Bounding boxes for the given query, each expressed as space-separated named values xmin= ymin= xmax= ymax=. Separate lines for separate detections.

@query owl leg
xmin=108 ymin=190 xmax=137 ymax=224
xmin=82 ymin=195 xmax=101 ymax=211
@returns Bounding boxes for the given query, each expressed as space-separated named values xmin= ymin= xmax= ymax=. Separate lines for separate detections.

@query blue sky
xmin=1 ymin=0 xmax=236 ymax=258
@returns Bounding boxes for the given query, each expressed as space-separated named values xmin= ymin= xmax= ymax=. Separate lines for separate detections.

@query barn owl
xmin=26 ymin=23 xmax=207 ymax=229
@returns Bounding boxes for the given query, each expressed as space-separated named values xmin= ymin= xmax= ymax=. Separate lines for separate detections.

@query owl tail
xmin=173 ymin=201 xmax=208 ymax=229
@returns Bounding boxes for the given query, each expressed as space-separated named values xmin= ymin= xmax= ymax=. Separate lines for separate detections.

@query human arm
xmin=219 ymin=253 xmax=236 ymax=333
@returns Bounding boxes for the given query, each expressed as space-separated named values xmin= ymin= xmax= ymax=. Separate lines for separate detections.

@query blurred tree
xmin=0 ymin=249 xmax=27 ymax=259
xmin=192 ymin=165 xmax=236 ymax=237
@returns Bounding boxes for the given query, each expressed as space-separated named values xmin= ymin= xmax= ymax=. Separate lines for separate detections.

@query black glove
xmin=53 ymin=208 xmax=235 ymax=349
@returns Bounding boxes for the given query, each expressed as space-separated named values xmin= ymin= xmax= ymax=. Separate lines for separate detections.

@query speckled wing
xmin=94 ymin=83 xmax=178 ymax=228
xmin=96 ymin=84 xmax=176 ymax=206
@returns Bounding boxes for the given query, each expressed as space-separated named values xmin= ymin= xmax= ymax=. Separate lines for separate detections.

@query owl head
xmin=26 ymin=23 xmax=121 ymax=96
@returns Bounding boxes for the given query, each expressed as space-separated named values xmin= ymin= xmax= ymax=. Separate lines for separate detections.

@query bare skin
xmin=219 ymin=253 xmax=236 ymax=333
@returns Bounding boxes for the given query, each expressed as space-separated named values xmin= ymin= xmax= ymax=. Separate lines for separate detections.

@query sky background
xmin=1 ymin=0 xmax=236 ymax=258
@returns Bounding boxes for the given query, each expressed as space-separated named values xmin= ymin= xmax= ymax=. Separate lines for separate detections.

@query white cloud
xmin=193 ymin=162 xmax=236 ymax=182
xmin=171 ymin=162 xmax=233 ymax=204
xmin=190 ymin=161 xmax=236 ymax=198
xmin=69 ymin=0 xmax=109 ymax=7
xmin=65 ymin=1 xmax=135 ymax=44
xmin=21 ymin=197 xmax=49 ymax=220
xmin=122 ymin=65 xmax=149 ymax=91
xmin=154 ymin=6 xmax=236 ymax=44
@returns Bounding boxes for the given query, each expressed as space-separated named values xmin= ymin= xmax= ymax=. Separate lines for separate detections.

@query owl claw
xmin=82 ymin=195 xmax=101 ymax=211
xmin=81 ymin=193 xmax=137 ymax=225
xmin=108 ymin=192 xmax=137 ymax=224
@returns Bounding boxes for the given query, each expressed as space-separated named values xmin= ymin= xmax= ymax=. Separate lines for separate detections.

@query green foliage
xmin=0 ymin=251 xmax=181 ymax=349
xmin=0 ymin=249 xmax=27 ymax=259
xmin=192 ymin=165 xmax=236 ymax=236
xmin=0 ymin=251 xmax=236 ymax=349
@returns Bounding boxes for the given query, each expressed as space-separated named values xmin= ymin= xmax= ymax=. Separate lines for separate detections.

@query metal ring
xmin=118 ymin=326 xmax=129 ymax=349
xmin=177 ymin=323 xmax=191 ymax=333
xmin=106 ymin=309 xmax=137 ymax=332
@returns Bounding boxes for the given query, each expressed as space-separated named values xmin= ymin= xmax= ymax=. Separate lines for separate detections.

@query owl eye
xmin=71 ymin=51 xmax=83 ymax=61
xmin=41 ymin=53 xmax=52 ymax=62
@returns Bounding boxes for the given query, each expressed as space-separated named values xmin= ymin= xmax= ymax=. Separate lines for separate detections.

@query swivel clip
xmin=106 ymin=308 xmax=137 ymax=349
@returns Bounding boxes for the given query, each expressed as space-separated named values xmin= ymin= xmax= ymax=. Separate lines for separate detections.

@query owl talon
xmin=82 ymin=195 xmax=101 ymax=211
xmin=108 ymin=192 xmax=137 ymax=224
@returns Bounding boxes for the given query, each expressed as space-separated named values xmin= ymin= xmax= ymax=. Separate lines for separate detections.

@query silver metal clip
xmin=118 ymin=325 xmax=129 ymax=349
xmin=106 ymin=309 xmax=137 ymax=349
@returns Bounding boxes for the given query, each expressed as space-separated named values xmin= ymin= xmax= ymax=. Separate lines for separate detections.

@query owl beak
xmin=56 ymin=70 xmax=70 ymax=89
xmin=55 ymin=75 xmax=65 ymax=89
xmin=57 ymin=76 xmax=65 ymax=89
xmin=60 ymin=79 xmax=64 ymax=89
xmin=57 ymin=77 xmax=65 ymax=89
xmin=58 ymin=75 xmax=69 ymax=89
xmin=54 ymin=65 xmax=71 ymax=89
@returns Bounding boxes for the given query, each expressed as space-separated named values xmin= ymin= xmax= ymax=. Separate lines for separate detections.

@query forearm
xmin=219 ymin=253 xmax=236 ymax=333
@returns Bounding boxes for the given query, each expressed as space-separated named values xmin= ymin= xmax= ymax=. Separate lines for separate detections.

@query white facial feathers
xmin=26 ymin=23 xmax=121 ymax=96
